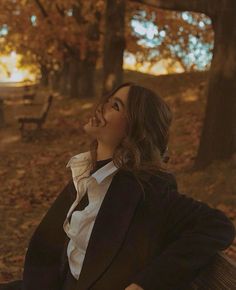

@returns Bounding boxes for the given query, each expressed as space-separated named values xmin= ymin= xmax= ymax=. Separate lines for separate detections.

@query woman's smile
xmin=90 ymin=115 xmax=101 ymax=127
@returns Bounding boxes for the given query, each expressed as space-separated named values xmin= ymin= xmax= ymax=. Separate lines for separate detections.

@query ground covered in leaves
xmin=0 ymin=70 xmax=235 ymax=283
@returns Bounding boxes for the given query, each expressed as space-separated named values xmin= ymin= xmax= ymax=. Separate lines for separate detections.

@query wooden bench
xmin=22 ymin=85 xmax=36 ymax=105
xmin=17 ymin=94 xmax=53 ymax=137
xmin=188 ymin=252 xmax=236 ymax=289
xmin=22 ymin=93 xmax=36 ymax=105
xmin=0 ymin=251 xmax=235 ymax=289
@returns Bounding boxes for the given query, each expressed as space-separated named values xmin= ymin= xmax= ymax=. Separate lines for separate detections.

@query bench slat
xmin=188 ymin=252 xmax=236 ymax=289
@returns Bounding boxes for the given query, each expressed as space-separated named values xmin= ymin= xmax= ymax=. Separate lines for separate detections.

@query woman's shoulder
xmin=120 ymin=168 xmax=178 ymax=191
xmin=149 ymin=170 xmax=178 ymax=191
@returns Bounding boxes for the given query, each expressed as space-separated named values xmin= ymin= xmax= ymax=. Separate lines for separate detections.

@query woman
xmin=1 ymin=83 xmax=235 ymax=290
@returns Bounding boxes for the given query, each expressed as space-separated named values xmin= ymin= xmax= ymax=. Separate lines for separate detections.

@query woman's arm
xmin=130 ymin=185 xmax=236 ymax=290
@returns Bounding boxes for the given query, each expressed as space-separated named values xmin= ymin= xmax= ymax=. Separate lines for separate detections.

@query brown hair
xmin=74 ymin=82 xmax=174 ymax=200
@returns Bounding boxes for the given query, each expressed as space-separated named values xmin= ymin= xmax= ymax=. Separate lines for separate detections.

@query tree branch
xmin=34 ymin=0 xmax=78 ymax=59
xmin=34 ymin=0 xmax=48 ymax=18
xmin=130 ymin=0 xmax=218 ymax=18
xmin=55 ymin=4 xmax=65 ymax=17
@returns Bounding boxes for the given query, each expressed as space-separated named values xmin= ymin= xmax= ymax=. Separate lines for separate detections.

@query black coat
xmin=1 ymin=169 xmax=235 ymax=290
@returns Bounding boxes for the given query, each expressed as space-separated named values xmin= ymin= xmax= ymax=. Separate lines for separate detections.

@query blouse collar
xmin=66 ymin=151 xmax=119 ymax=184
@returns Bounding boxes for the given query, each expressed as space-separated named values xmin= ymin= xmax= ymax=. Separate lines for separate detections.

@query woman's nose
xmin=95 ymin=105 xmax=103 ymax=120
xmin=97 ymin=105 xmax=102 ymax=113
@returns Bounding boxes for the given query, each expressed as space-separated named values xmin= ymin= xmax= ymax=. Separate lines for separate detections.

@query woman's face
xmin=83 ymin=86 xmax=130 ymax=147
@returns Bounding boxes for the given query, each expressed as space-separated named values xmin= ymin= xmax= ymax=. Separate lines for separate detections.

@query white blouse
xmin=63 ymin=151 xmax=119 ymax=280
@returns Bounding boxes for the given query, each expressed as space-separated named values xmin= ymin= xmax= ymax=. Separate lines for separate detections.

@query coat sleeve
xmin=131 ymin=184 xmax=236 ymax=290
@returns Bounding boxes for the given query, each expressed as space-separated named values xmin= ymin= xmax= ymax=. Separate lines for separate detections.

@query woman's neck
xmin=96 ymin=142 xmax=115 ymax=161
xmin=90 ymin=157 xmax=113 ymax=174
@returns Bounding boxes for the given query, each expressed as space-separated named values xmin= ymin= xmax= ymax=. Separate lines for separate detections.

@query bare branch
xmin=55 ymin=4 xmax=65 ymax=17
xmin=130 ymin=0 xmax=217 ymax=18
xmin=34 ymin=0 xmax=48 ymax=18
xmin=34 ymin=0 xmax=78 ymax=59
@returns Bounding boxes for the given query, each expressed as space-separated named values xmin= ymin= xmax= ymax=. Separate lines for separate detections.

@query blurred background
xmin=0 ymin=0 xmax=235 ymax=283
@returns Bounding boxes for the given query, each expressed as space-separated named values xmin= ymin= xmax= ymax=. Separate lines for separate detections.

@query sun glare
xmin=0 ymin=51 xmax=39 ymax=83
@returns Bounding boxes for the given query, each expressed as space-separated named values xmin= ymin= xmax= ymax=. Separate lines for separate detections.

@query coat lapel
xmin=75 ymin=169 xmax=144 ymax=290
xmin=23 ymin=179 xmax=76 ymax=290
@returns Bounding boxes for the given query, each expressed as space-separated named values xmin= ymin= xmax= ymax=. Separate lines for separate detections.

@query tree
xmin=125 ymin=4 xmax=213 ymax=72
xmin=0 ymin=0 xmax=103 ymax=99
xmin=102 ymin=0 xmax=126 ymax=94
xmin=33 ymin=0 xmax=102 ymax=99
xmin=73 ymin=2 xmax=102 ymax=99
xmin=0 ymin=100 xmax=5 ymax=128
xmin=132 ymin=0 xmax=236 ymax=170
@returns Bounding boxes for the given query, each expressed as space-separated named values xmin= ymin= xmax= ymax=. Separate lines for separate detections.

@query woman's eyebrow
xmin=113 ymin=96 xmax=125 ymax=109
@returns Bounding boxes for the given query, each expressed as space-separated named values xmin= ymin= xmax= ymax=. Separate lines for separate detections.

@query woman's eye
xmin=112 ymin=102 xmax=119 ymax=111
xmin=105 ymin=99 xmax=119 ymax=111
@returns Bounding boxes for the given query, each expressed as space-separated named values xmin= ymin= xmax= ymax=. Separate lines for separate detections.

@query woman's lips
xmin=86 ymin=111 xmax=102 ymax=127
xmin=90 ymin=115 xmax=100 ymax=126
xmin=95 ymin=111 xmax=101 ymax=122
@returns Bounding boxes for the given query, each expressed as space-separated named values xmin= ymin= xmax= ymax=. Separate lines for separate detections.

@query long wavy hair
xmin=73 ymin=82 xmax=174 ymax=200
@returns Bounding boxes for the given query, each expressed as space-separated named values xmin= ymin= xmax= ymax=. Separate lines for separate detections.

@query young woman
xmin=1 ymin=83 xmax=235 ymax=290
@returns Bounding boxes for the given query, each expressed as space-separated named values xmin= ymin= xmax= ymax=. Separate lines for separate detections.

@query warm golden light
xmin=0 ymin=51 xmax=39 ymax=83
xmin=123 ymin=54 xmax=185 ymax=75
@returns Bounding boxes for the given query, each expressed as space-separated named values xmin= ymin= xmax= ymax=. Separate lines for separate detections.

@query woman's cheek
xmin=114 ymin=118 xmax=127 ymax=137
xmin=104 ymin=113 xmax=127 ymax=133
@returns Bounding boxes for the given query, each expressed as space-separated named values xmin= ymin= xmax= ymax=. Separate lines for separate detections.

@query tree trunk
xmin=133 ymin=0 xmax=236 ymax=169
xmin=194 ymin=3 xmax=236 ymax=169
xmin=40 ymin=64 xmax=49 ymax=87
xmin=70 ymin=43 xmax=98 ymax=100
xmin=67 ymin=4 xmax=100 ymax=99
xmin=51 ymin=71 xmax=61 ymax=91
xmin=0 ymin=99 xmax=5 ymax=127
xmin=69 ymin=59 xmax=80 ymax=98
xmin=78 ymin=60 xmax=96 ymax=99
xmin=102 ymin=0 xmax=126 ymax=95
xmin=77 ymin=12 xmax=100 ymax=99
xmin=59 ymin=61 xmax=70 ymax=97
